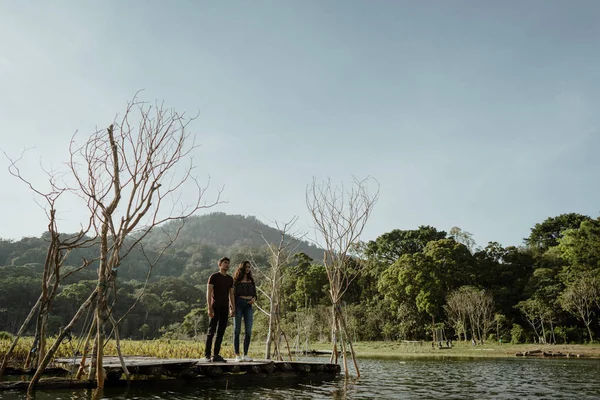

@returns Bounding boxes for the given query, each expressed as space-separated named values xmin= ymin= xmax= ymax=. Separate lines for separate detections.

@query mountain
xmin=0 ymin=212 xmax=324 ymax=282
xmin=144 ymin=212 xmax=324 ymax=261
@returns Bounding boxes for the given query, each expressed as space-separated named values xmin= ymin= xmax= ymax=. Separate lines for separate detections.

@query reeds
xmin=0 ymin=338 xmax=236 ymax=367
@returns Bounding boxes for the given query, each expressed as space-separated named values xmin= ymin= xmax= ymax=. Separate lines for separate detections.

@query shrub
xmin=510 ymin=324 xmax=524 ymax=344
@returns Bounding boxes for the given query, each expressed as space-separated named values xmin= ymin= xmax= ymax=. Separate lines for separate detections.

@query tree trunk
xmin=0 ymin=297 xmax=41 ymax=380
xmin=76 ymin=322 xmax=96 ymax=380
xmin=109 ymin=314 xmax=130 ymax=383
xmin=585 ymin=322 xmax=594 ymax=343
xmin=265 ymin=293 xmax=276 ymax=359
xmin=540 ymin=315 xmax=547 ymax=344
xmin=338 ymin=317 xmax=349 ymax=379
xmin=336 ymin=305 xmax=360 ymax=378
xmin=95 ymin=292 xmax=107 ymax=388
xmin=330 ymin=303 xmax=339 ymax=364
xmin=28 ymin=289 xmax=97 ymax=393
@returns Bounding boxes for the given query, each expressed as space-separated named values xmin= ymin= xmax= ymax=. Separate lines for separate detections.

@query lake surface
xmin=2 ymin=357 xmax=600 ymax=399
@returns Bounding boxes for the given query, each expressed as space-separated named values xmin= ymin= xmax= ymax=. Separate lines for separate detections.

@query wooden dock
xmin=55 ymin=355 xmax=339 ymax=381
xmin=0 ymin=356 xmax=340 ymax=391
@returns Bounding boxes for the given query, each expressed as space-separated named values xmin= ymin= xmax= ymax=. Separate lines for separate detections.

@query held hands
xmin=229 ymin=308 xmax=235 ymax=317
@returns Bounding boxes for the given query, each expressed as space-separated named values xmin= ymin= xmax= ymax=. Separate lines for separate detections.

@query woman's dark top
xmin=234 ymin=281 xmax=257 ymax=299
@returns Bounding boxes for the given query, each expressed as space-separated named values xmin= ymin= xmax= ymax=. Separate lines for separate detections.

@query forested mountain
xmin=0 ymin=212 xmax=322 ymax=281
xmin=0 ymin=212 xmax=322 ymax=339
xmin=143 ymin=212 xmax=323 ymax=261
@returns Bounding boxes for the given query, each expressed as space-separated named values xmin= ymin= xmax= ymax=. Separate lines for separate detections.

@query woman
xmin=233 ymin=260 xmax=256 ymax=362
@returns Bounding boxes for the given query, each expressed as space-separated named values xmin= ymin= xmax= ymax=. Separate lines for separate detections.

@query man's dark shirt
xmin=208 ymin=272 xmax=233 ymax=310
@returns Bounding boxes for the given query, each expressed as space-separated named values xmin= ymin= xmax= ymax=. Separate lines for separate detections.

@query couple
xmin=204 ymin=257 xmax=256 ymax=362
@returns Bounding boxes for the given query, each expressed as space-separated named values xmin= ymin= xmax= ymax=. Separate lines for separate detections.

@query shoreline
xmin=300 ymin=341 xmax=600 ymax=360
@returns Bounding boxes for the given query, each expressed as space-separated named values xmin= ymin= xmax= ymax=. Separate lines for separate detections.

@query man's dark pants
xmin=205 ymin=306 xmax=228 ymax=357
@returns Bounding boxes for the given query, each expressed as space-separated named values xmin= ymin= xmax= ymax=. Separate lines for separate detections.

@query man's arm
xmin=207 ymin=284 xmax=214 ymax=318
xmin=229 ymin=286 xmax=235 ymax=317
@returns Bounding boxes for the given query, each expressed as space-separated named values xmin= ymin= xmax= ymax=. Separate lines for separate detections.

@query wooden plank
xmin=0 ymin=378 xmax=94 ymax=391
xmin=52 ymin=356 xmax=340 ymax=378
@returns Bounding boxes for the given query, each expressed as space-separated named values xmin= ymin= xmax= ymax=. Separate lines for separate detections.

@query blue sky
xmin=1 ymin=1 xmax=599 ymax=249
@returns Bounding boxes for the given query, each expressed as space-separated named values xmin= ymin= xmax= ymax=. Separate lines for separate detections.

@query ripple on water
xmin=1 ymin=357 xmax=600 ymax=399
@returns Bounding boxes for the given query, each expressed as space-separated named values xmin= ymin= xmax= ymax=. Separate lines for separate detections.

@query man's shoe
xmin=203 ymin=356 xmax=212 ymax=362
xmin=234 ymin=355 xmax=243 ymax=362
xmin=212 ymin=354 xmax=226 ymax=362
xmin=243 ymin=355 xmax=253 ymax=362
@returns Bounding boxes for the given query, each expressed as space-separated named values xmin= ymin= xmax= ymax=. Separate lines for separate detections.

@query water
xmin=1 ymin=357 xmax=600 ymax=399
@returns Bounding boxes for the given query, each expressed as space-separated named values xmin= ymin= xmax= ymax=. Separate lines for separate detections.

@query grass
xmin=0 ymin=337 xmax=236 ymax=368
xmin=302 ymin=341 xmax=600 ymax=359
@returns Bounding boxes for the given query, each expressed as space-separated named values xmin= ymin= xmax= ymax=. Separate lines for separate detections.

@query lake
xmin=1 ymin=357 xmax=599 ymax=399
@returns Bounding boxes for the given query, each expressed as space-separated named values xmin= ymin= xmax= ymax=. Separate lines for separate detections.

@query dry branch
xmin=306 ymin=176 xmax=379 ymax=378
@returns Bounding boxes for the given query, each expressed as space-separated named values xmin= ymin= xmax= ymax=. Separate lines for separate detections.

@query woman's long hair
xmin=233 ymin=260 xmax=254 ymax=282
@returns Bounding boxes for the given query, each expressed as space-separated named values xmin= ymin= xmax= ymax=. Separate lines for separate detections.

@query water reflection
xmin=2 ymin=357 xmax=600 ymax=400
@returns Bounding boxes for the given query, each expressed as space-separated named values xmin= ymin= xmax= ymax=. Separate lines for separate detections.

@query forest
xmin=1 ymin=211 xmax=599 ymax=345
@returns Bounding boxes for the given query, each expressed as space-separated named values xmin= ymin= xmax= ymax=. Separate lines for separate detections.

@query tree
xmin=472 ymin=289 xmax=495 ymax=343
xmin=182 ymin=308 xmax=208 ymax=340
xmin=449 ymin=227 xmax=477 ymax=253
xmin=28 ymin=94 xmax=222 ymax=391
xmin=559 ymin=272 xmax=600 ymax=342
xmin=380 ymin=239 xmax=474 ymax=341
xmin=473 ymin=243 xmax=534 ymax=320
xmin=558 ymin=219 xmax=600 ymax=280
xmin=444 ymin=286 xmax=495 ymax=343
xmin=306 ymin=177 xmax=379 ymax=378
xmin=365 ymin=226 xmax=446 ymax=264
xmin=525 ymin=213 xmax=591 ymax=251
xmin=445 ymin=287 xmax=469 ymax=341
xmin=139 ymin=324 xmax=150 ymax=340
xmin=516 ymin=298 xmax=550 ymax=343
xmin=0 ymin=153 xmax=96 ymax=381
xmin=252 ymin=217 xmax=303 ymax=360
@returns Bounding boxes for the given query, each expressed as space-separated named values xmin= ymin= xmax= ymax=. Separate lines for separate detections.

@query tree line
xmin=1 ymin=212 xmax=599 ymax=345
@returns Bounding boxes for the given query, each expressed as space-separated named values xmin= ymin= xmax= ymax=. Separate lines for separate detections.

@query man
xmin=204 ymin=257 xmax=235 ymax=362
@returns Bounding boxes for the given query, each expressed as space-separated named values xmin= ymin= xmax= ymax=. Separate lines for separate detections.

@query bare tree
xmin=445 ymin=286 xmax=494 ymax=344
xmin=560 ymin=273 xmax=599 ymax=343
xmin=445 ymin=289 xmax=468 ymax=342
xmin=516 ymin=298 xmax=547 ymax=344
xmin=250 ymin=217 xmax=303 ymax=360
xmin=0 ymin=153 xmax=97 ymax=381
xmin=306 ymin=176 xmax=379 ymax=378
xmin=28 ymin=94 xmax=222 ymax=391
xmin=473 ymin=289 xmax=495 ymax=343
xmin=449 ymin=226 xmax=476 ymax=253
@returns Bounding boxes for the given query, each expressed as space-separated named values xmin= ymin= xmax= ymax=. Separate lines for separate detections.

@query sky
xmin=1 ymin=0 xmax=599 ymax=249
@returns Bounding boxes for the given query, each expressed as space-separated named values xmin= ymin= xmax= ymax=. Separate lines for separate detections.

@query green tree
xmin=558 ymin=219 xmax=600 ymax=280
xmin=525 ymin=213 xmax=591 ymax=251
xmin=182 ymin=308 xmax=208 ymax=340
xmin=473 ymin=243 xmax=534 ymax=320
xmin=366 ymin=226 xmax=447 ymax=264
xmin=379 ymin=238 xmax=473 ymax=340
xmin=139 ymin=324 xmax=150 ymax=340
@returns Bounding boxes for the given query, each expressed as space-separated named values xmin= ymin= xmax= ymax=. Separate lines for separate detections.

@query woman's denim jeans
xmin=233 ymin=297 xmax=254 ymax=355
